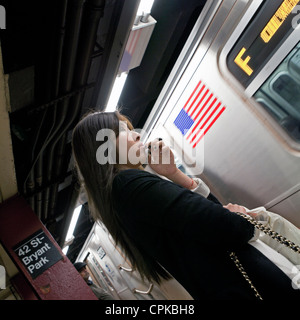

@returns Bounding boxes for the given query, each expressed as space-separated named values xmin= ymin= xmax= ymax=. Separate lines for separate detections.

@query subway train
xmin=75 ymin=0 xmax=300 ymax=300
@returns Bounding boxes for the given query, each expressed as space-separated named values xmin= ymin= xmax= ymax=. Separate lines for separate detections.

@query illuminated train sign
xmin=227 ymin=0 xmax=300 ymax=87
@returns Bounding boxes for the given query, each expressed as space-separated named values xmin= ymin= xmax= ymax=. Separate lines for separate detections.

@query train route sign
xmin=13 ymin=229 xmax=63 ymax=279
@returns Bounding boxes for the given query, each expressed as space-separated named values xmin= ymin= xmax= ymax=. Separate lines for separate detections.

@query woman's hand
xmin=146 ymin=139 xmax=177 ymax=178
xmin=146 ymin=139 xmax=198 ymax=190
xmin=223 ymin=203 xmax=247 ymax=215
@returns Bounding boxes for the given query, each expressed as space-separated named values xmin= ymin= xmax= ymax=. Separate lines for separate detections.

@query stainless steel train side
xmin=143 ymin=0 xmax=300 ymax=227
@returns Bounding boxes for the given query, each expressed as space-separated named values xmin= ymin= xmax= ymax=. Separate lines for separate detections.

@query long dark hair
xmin=72 ymin=111 xmax=171 ymax=284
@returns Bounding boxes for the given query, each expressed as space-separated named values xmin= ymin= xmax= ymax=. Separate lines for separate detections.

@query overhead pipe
xmin=31 ymin=0 xmax=85 ymax=221
xmin=44 ymin=0 xmax=106 ymax=221
xmin=38 ymin=0 xmax=69 ymax=220
xmin=25 ymin=0 xmax=68 ymax=216
xmin=38 ymin=0 xmax=70 ymax=220
xmin=22 ymin=0 xmax=83 ymax=219
xmin=25 ymin=0 xmax=69 ymax=217
xmin=48 ymin=0 xmax=106 ymax=184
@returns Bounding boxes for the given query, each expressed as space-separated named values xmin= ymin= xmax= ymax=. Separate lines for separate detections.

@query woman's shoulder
xmin=115 ymin=168 xmax=160 ymax=180
xmin=113 ymin=169 xmax=161 ymax=190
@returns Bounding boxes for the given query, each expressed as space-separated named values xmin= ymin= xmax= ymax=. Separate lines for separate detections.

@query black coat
xmin=112 ymin=169 xmax=300 ymax=300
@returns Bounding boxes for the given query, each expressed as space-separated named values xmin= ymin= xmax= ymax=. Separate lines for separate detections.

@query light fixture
xmin=62 ymin=205 xmax=82 ymax=255
xmin=138 ymin=0 xmax=155 ymax=15
xmin=105 ymin=72 xmax=128 ymax=112
xmin=135 ymin=0 xmax=155 ymax=24
xmin=106 ymin=0 xmax=156 ymax=111
xmin=62 ymin=246 xmax=69 ymax=255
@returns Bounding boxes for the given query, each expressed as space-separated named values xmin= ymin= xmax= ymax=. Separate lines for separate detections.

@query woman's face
xmin=116 ymin=122 xmax=146 ymax=168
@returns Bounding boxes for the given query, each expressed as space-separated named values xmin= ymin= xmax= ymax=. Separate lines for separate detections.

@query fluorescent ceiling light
xmin=106 ymin=73 xmax=128 ymax=112
xmin=65 ymin=205 xmax=82 ymax=243
xmin=138 ymin=0 xmax=155 ymax=15
xmin=62 ymin=246 xmax=69 ymax=255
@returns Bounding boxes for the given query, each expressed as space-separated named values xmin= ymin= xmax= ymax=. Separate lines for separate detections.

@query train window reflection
xmin=254 ymin=42 xmax=300 ymax=143
xmin=272 ymin=75 xmax=300 ymax=109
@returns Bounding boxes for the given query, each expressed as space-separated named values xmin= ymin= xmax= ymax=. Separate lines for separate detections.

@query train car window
xmin=254 ymin=42 xmax=300 ymax=142
xmin=227 ymin=0 xmax=300 ymax=88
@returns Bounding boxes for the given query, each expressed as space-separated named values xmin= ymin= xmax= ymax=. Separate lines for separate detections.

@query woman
xmin=72 ymin=111 xmax=300 ymax=300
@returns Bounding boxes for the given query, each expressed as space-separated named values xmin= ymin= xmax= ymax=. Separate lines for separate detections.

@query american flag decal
xmin=173 ymin=80 xmax=226 ymax=148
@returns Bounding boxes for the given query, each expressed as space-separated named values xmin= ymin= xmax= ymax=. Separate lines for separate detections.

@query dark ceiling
xmin=1 ymin=0 xmax=206 ymax=262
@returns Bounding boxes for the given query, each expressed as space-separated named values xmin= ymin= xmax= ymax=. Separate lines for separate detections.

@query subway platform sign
xmin=13 ymin=229 xmax=63 ymax=279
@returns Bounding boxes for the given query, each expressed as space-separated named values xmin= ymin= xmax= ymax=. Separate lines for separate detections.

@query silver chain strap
xmin=236 ymin=212 xmax=300 ymax=254
xmin=229 ymin=251 xmax=263 ymax=300
xmin=229 ymin=211 xmax=300 ymax=300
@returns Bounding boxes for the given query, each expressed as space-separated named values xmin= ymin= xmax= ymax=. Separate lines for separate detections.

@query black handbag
xmin=229 ymin=212 xmax=300 ymax=300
